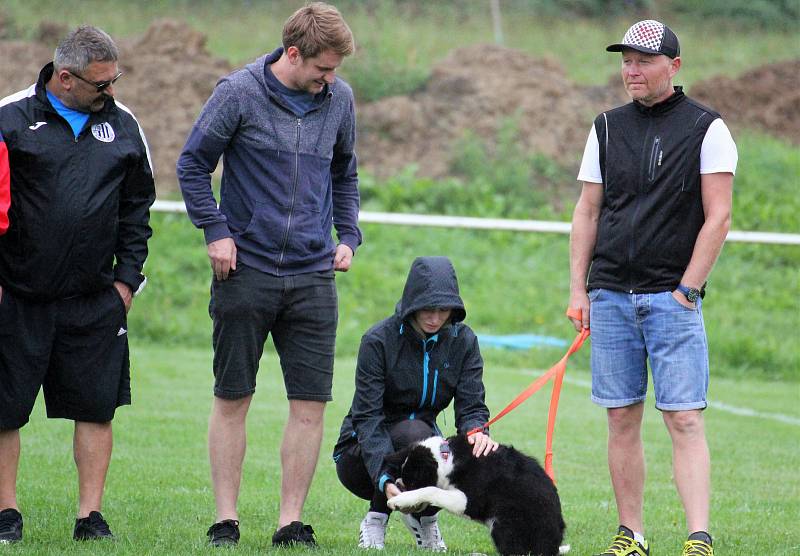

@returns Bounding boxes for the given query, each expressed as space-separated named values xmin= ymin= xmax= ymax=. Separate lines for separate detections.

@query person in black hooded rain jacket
xmin=332 ymin=256 xmax=498 ymax=551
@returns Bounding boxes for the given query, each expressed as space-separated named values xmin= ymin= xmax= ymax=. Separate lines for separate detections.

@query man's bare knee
xmin=607 ymin=403 xmax=644 ymax=436
xmin=213 ymin=395 xmax=252 ymax=421
xmin=288 ymin=400 xmax=326 ymax=427
xmin=663 ymin=409 xmax=704 ymax=436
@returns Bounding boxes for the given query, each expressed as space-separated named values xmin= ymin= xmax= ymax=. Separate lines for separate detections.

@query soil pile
xmin=0 ymin=38 xmax=53 ymax=95
xmin=1 ymin=21 xmax=796 ymax=190
xmin=690 ymin=59 xmax=800 ymax=145
xmin=357 ymin=44 xmax=620 ymax=179
xmin=113 ymin=19 xmax=231 ymax=183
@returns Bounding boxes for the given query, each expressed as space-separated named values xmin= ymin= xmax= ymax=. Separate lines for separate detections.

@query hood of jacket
xmin=244 ymin=47 xmax=330 ymax=111
xmin=396 ymin=256 xmax=466 ymax=324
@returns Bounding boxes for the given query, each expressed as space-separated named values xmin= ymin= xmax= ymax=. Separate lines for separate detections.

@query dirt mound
xmin=691 ymin=59 xmax=800 ymax=144
xmin=357 ymin=44 xmax=611 ymax=179
xmin=0 ymin=19 xmax=231 ymax=187
xmin=0 ymin=40 xmax=53 ymax=96
xmin=113 ymin=19 xmax=231 ymax=184
xmin=1 ymin=21 xmax=796 ymax=191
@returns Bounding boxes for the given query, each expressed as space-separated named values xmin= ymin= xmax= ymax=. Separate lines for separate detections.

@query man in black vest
xmin=568 ymin=20 xmax=737 ymax=556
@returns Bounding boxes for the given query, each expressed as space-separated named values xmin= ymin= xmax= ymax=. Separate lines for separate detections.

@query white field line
xmin=150 ymin=202 xmax=800 ymax=245
xmin=505 ymin=369 xmax=800 ymax=426
xmin=705 ymin=400 xmax=800 ymax=426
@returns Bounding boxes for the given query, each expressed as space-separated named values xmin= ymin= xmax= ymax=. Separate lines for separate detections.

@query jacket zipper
xmin=277 ymin=118 xmax=302 ymax=272
xmin=419 ymin=338 xmax=431 ymax=407
xmin=628 ymin=120 xmax=654 ymax=292
xmin=648 ymin=135 xmax=661 ymax=183
xmin=431 ymin=368 xmax=439 ymax=407
xmin=419 ymin=336 xmax=438 ymax=408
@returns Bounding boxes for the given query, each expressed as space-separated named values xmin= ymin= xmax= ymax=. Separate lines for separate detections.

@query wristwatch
xmin=676 ymin=284 xmax=701 ymax=303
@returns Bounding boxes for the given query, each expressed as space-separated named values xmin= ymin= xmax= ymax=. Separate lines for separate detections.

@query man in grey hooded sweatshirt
xmin=177 ymin=2 xmax=361 ymax=548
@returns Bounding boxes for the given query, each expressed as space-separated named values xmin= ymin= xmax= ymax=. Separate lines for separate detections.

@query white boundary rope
xmin=151 ymin=201 xmax=800 ymax=245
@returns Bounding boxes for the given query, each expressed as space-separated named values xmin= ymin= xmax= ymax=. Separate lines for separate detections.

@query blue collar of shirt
xmin=47 ymin=89 xmax=90 ymax=138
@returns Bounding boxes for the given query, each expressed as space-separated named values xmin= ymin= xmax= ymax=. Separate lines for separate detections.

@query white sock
xmin=633 ymin=531 xmax=646 ymax=545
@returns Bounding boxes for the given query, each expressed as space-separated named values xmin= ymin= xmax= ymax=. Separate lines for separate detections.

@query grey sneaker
xmin=73 ymin=511 xmax=114 ymax=541
xmin=358 ymin=511 xmax=388 ymax=549
xmin=401 ymin=513 xmax=446 ymax=551
xmin=0 ymin=508 xmax=22 ymax=543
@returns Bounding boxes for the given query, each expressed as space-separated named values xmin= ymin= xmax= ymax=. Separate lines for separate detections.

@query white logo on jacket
xmin=91 ymin=122 xmax=115 ymax=143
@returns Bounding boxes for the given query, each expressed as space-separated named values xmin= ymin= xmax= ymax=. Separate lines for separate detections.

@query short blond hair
xmin=282 ymin=2 xmax=354 ymax=59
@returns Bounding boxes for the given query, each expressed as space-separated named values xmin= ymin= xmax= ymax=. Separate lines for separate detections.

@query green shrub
xmin=669 ymin=0 xmax=799 ymax=30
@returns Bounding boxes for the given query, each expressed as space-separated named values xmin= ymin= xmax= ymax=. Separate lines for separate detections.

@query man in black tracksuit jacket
xmin=568 ymin=20 xmax=736 ymax=556
xmin=0 ymin=26 xmax=155 ymax=542
xmin=333 ymin=256 xmax=498 ymax=550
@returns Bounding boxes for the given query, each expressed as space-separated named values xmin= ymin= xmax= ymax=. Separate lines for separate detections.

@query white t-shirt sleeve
xmin=577 ymin=124 xmax=603 ymax=183
xmin=700 ymin=118 xmax=738 ymax=175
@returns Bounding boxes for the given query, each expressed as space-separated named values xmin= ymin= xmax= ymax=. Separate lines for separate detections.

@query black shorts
xmin=209 ymin=264 xmax=338 ymax=401
xmin=0 ymin=287 xmax=130 ymax=429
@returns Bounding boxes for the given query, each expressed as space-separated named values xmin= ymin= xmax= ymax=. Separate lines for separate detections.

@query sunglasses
xmin=70 ymin=70 xmax=123 ymax=92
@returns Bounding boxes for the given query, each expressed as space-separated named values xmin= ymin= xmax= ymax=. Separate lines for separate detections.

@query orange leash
xmin=467 ymin=308 xmax=590 ymax=483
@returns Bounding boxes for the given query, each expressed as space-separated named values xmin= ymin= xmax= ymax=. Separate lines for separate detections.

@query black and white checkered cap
xmin=606 ymin=20 xmax=680 ymax=58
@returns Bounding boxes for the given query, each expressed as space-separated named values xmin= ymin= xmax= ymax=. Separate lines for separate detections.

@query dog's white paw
xmin=559 ymin=544 xmax=571 ymax=554
xmin=387 ymin=490 xmax=424 ymax=512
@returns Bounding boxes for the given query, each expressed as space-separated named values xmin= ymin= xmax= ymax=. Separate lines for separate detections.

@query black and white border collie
xmin=386 ymin=434 xmax=568 ymax=556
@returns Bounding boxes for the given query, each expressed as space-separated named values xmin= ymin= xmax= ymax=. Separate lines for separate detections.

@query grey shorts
xmin=209 ymin=264 xmax=338 ymax=401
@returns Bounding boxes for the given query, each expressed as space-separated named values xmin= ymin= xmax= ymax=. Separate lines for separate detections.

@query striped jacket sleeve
xmin=0 ymin=131 xmax=9 ymax=235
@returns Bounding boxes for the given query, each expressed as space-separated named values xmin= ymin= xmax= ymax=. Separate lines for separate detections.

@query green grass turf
xmin=10 ymin=344 xmax=800 ymax=554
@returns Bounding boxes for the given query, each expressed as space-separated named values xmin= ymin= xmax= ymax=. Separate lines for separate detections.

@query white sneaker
xmin=358 ymin=511 xmax=389 ymax=549
xmin=401 ymin=513 xmax=447 ymax=551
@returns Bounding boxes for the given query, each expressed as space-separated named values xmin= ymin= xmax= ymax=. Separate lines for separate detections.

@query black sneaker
xmin=73 ymin=511 xmax=114 ymax=540
xmin=0 ymin=508 xmax=23 ymax=543
xmin=207 ymin=519 xmax=240 ymax=547
xmin=271 ymin=521 xmax=317 ymax=547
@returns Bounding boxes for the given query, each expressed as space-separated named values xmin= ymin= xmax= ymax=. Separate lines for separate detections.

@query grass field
xmin=3 ymin=2 xmax=798 ymax=554
xmin=11 ymin=345 xmax=800 ymax=555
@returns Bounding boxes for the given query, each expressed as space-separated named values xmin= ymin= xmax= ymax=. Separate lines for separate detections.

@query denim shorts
xmin=209 ymin=264 xmax=338 ymax=401
xmin=588 ymin=288 xmax=709 ymax=411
